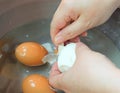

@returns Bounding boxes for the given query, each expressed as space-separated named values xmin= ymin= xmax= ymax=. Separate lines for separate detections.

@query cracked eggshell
xmin=58 ymin=43 xmax=76 ymax=72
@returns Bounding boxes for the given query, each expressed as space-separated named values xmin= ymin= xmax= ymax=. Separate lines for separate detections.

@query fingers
xmin=49 ymin=62 xmax=64 ymax=90
xmin=50 ymin=1 xmax=79 ymax=46
xmin=81 ymin=32 xmax=88 ymax=37
xmin=64 ymin=36 xmax=80 ymax=45
xmin=65 ymin=32 xmax=87 ymax=44
xmin=54 ymin=16 xmax=90 ymax=45
xmin=50 ymin=2 xmax=70 ymax=45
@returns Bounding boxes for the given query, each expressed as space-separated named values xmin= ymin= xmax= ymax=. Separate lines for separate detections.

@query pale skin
xmin=49 ymin=0 xmax=120 ymax=93
xmin=50 ymin=0 xmax=120 ymax=45
xmin=49 ymin=42 xmax=120 ymax=93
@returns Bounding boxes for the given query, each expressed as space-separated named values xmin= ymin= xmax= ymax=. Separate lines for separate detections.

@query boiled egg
xmin=22 ymin=74 xmax=55 ymax=93
xmin=58 ymin=43 xmax=76 ymax=72
xmin=15 ymin=42 xmax=48 ymax=66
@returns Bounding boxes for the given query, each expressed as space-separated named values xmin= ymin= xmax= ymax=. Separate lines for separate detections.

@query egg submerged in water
xmin=58 ymin=43 xmax=76 ymax=72
xmin=15 ymin=42 xmax=48 ymax=66
xmin=22 ymin=74 xmax=55 ymax=93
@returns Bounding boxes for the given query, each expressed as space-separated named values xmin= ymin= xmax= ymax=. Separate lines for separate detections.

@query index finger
xmin=50 ymin=6 xmax=68 ymax=45
xmin=50 ymin=1 xmax=78 ymax=45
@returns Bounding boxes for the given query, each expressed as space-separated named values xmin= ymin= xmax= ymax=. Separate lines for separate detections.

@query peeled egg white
xmin=58 ymin=43 xmax=76 ymax=72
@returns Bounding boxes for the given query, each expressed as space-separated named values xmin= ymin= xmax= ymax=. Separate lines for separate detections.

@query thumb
xmin=54 ymin=16 xmax=90 ymax=45
xmin=50 ymin=1 xmax=78 ymax=46
xmin=49 ymin=62 xmax=65 ymax=90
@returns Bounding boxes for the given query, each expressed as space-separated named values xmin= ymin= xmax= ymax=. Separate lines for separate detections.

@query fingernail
xmin=55 ymin=36 xmax=63 ymax=44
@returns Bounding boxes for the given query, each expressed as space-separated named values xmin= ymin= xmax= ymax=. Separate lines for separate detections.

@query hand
xmin=49 ymin=42 xmax=120 ymax=93
xmin=51 ymin=0 xmax=120 ymax=45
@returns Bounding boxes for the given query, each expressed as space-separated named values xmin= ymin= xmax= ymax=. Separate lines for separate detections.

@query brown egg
xmin=22 ymin=74 xmax=55 ymax=93
xmin=15 ymin=42 xmax=48 ymax=66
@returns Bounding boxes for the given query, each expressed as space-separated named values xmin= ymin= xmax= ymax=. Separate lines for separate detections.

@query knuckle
xmin=64 ymin=15 xmax=71 ymax=23
xmin=79 ymin=16 xmax=94 ymax=29
xmin=62 ymin=0 xmax=74 ymax=11
xmin=85 ymin=21 xmax=93 ymax=29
